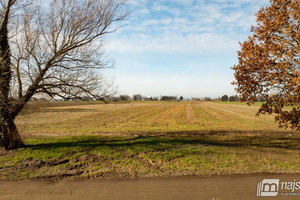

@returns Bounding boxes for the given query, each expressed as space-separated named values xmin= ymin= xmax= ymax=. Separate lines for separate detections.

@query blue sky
xmin=105 ymin=0 xmax=269 ymax=98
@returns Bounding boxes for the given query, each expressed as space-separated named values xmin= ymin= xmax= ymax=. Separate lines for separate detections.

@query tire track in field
xmin=191 ymin=102 xmax=279 ymax=131
xmin=208 ymin=103 xmax=257 ymax=115
xmin=185 ymin=102 xmax=198 ymax=124
xmin=35 ymin=104 xmax=159 ymax=131
xmin=149 ymin=103 xmax=187 ymax=125
xmin=173 ymin=103 xmax=189 ymax=124
xmin=57 ymin=105 xmax=170 ymax=135
xmin=210 ymin=103 xmax=275 ymax=122
xmin=113 ymin=103 xmax=175 ymax=124
xmin=204 ymin=102 xmax=262 ymax=121
xmin=126 ymin=104 xmax=175 ymax=124
xmin=191 ymin=102 xmax=226 ymax=126
xmin=192 ymin=102 xmax=228 ymax=121
xmin=77 ymin=104 xmax=165 ymax=126
xmin=17 ymin=104 xmax=142 ymax=126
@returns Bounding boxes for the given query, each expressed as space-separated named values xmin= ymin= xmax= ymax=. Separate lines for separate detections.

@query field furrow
xmin=16 ymin=101 xmax=294 ymax=136
xmin=185 ymin=102 xmax=198 ymax=124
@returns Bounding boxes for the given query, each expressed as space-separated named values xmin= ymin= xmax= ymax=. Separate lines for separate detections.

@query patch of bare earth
xmin=1 ymin=174 xmax=300 ymax=200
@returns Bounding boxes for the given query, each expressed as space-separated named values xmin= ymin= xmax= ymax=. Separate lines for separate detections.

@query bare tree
xmin=0 ymin=0 xmax=127 ymax=150
xmin=132 ymin=94 xmax=142 ymax=101
xmin=119 ymin=94 xmax=131 ymax=101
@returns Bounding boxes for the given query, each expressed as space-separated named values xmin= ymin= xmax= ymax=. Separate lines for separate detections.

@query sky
xmin=105 ymin=0 xmax=270 ymax=99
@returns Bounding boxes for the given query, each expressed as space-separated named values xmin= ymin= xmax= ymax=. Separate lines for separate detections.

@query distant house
xmin=143 ymin=97 xmax=152 ymax=101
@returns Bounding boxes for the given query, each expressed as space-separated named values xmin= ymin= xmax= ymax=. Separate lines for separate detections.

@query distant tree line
xmin=221 ymin=95 xmax=239 ymax=102
xmin=38 ymin=93 xmax=269 ymax=103
xmin=160 ymin=96 xmax=177 ymax=101
xmin=39 ymin=94 xmax=185 ymax=102
xmin=220 ymin=95 xmax=267 ymax=102
xmin=110 ymin=95 xmax=185 ymax=102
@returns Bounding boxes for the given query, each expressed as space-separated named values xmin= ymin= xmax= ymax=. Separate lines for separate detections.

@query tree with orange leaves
xmin=232 ymin=0 xmax=300 ymax=130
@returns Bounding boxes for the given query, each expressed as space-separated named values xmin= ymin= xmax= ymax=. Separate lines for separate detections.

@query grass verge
xmin=0 ymin=131 xmax=299 ymax=180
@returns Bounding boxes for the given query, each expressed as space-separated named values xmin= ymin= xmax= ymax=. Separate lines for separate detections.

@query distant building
xmin=143 ymin=97 xmax=152 ymax=101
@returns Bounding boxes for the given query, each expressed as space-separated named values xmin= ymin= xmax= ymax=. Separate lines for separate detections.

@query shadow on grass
xmin=25 ymin=130 xmax=300 ymax=151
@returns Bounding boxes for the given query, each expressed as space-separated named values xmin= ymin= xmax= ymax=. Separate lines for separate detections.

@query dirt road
xmin=1 ymin=174 xmax=300 ymax=200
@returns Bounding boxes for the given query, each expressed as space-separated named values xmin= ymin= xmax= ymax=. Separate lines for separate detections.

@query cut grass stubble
xmin=0 ymin=101 xmax=298 ymax=180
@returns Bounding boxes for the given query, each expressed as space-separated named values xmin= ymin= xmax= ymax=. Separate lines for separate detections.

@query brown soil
xmin=1 ymin=174 xmax=299 ymax=200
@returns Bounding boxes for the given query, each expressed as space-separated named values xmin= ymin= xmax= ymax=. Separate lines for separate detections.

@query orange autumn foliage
xmin=232 ymin=0 xmax=300 ymax=130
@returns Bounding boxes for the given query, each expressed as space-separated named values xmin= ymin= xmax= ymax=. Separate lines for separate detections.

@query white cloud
xmin=108 ymin=0 xmax=269 ymax=54
xmin=152 ymin=3 xmax=168 ymax=12
xmin=107 ymin=32 xmax=239 ymax=54
xmin=104 ymin=0 xmax=271 ymax=97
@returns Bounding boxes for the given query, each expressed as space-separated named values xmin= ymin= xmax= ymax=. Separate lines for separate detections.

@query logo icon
xmin=257 ymin=179 xmax=280 ymax=197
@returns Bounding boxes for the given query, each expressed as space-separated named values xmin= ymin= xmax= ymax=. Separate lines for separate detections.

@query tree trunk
xmin=0 ymin=1 xmax=22 ymax=150
xmin=0 ymin=120 xmax=23 ymax=150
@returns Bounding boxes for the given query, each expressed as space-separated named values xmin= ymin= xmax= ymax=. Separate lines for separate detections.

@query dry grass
xmin=0 ymin=101 xmax=298 ymax=180
xmin=16 ymin=101 xmax=295 ymax=136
